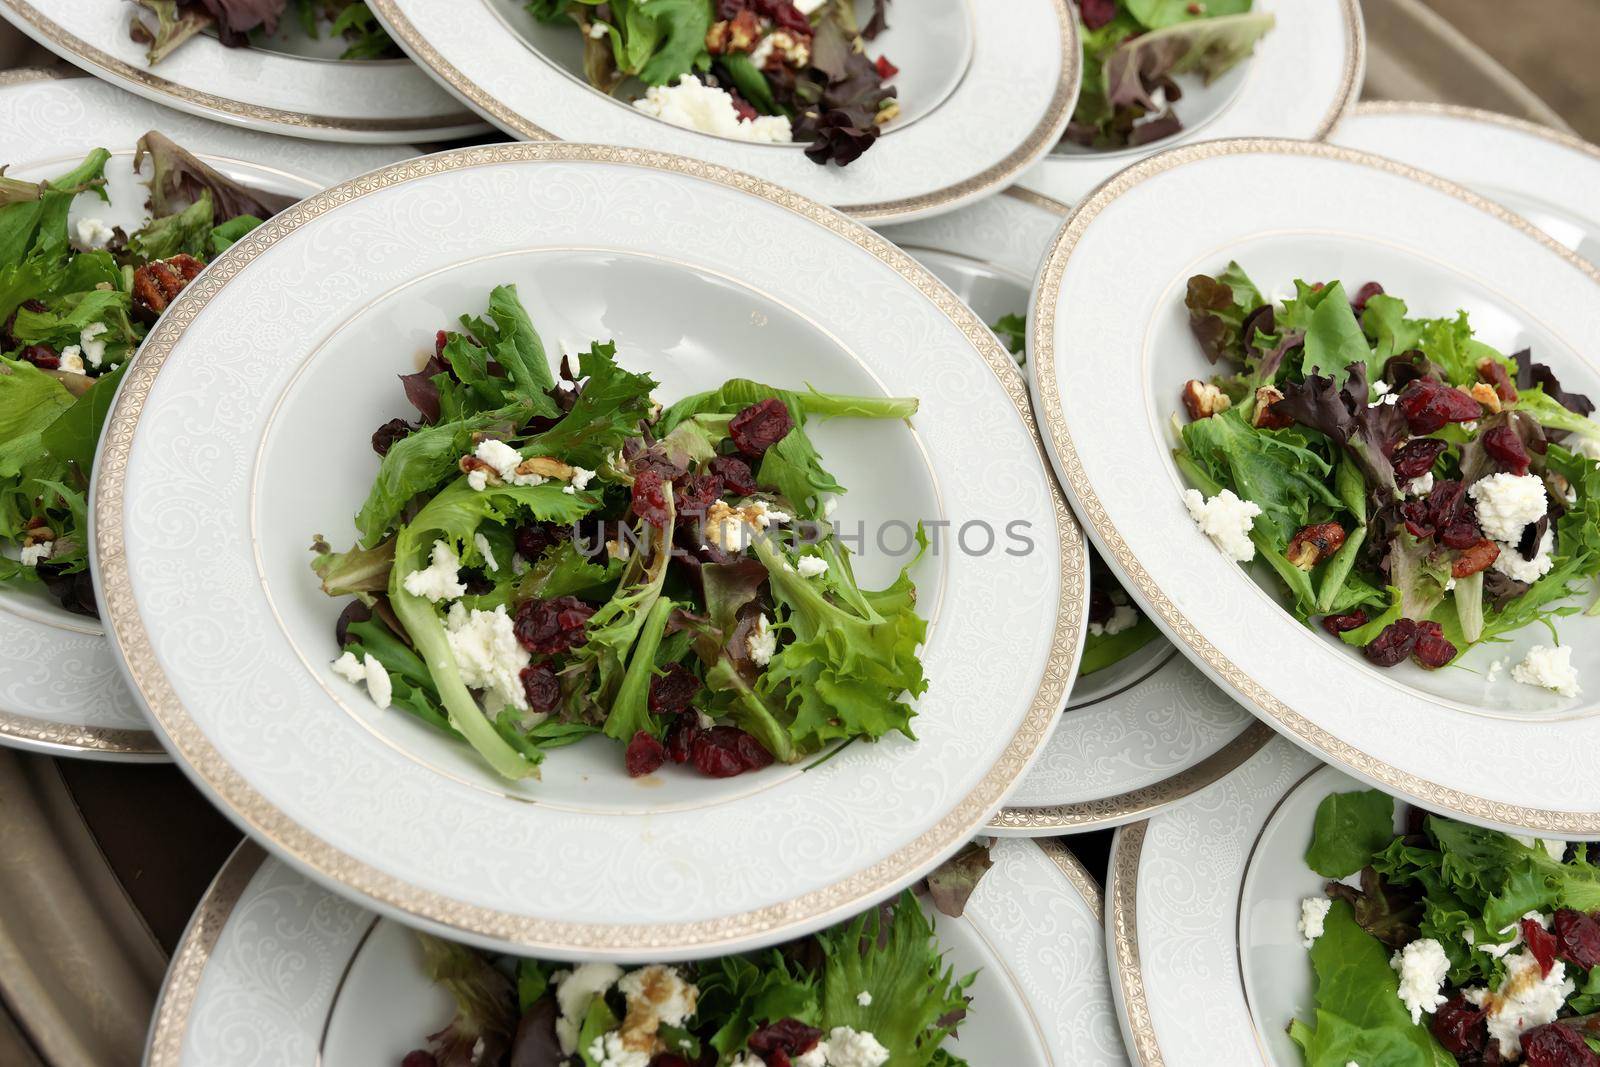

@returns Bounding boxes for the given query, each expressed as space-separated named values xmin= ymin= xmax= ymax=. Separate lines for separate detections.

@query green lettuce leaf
xmin=1305 ymin=789 xmax=1396 ymax=879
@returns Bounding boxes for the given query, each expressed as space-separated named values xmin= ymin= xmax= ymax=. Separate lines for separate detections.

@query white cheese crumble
xmin=332 ymin=650 xmax=365 ymax=684
xmin=1468 ymin=473 xmax=1547 ymax=542
xmin=587 ymin=1031 xmax=650 ymax=1067
xmin=747 ymin=613 xmax=777 ymax=666
xmin=616 ymin=965 xmax=698 ymax=1050
xmin=1491 ymin=528 xmax=1553 ymax=584
xmin=856 ymin=990 xmax=873 ymax=1007
xmin=1568 ymin=435 xmax=1600 ymax=463
xmin=1299 ymin=896 xmax=1332 ymax=948
xmin=570 ymin=466 xmax=596 ymax=491
xmin=554 ymin=963 xmax=624 ymax=1055
xmin=472 ymin=438 xmax=544 ymax=488
xmin=73 ymin=217 xmax=114 ymax=249
xmin=1183 ymin=488 xmax=1262 ymax=562
xmin=402 ymin=540 xmax=467 ymax=602
xmin=1090 ymin=602 xmax=1139 ymax=638
xmin=796 ymin=555 xmax=829 ymax=578
xmin=1404 ymin=472 xmax=1435 ymax=497
xmin=1372 ymin=380 xmax=1391 ymax=397
xmin=474 ymin=532 xmax=498 ymax=572
xmin=1511 ymin=644 xmax=1581 ymax=698
xmin=818 ymin=1027 xmax=890 ymax=1067
xmin=587 ymin=20 xmax=608 ymax=37
xmin=633 ymin=75 xmax=794 ymax=143
xmin=1487 ymin=657 xmax=1507 ymax=683
xmin=57 ymin=346 xmax=85 ymax=375
xmin=444 ymin=603 xmax=533 ymax=713
xmin=1390 ymin=938 xmax=1450 ymax=1024
xmin=18 ymin=542 xmax=50 ymax=566
xmin=1465 ymin=948 xmax=1576 ymax=1058
xmin=330 ymin=651 xmax=391 ymax=709
xmin=79 ymin=322 xmax=109 ymax=368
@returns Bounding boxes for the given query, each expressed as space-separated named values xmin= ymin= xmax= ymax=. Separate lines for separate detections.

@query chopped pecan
xmin=705 ymin=19 xmax=730 ymax=53
xmin=458 ymin=455 xmax=498 ymax=484
xmin=1181 ymin=379 xmax=1231 ymax=420
xmin=1286 ymin=522 xmax=1347 ymax=570
xmin=1253 ymin=385 xmax=1294 ymax=429
xmin=727 ymin=8 xmax=760 ymax=50
xmin=1469 ymin=381 xmax=1503 ymax=414
xmin=1451 ymin=539 xmax=1500 ymax=579
xmin=131 ymin=253 xmax=204 ymax=323
xmin=518 ymin=455 xmax=574 ymax=480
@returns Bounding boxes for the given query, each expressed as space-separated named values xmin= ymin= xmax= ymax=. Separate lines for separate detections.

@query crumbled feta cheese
xmin=633 ymin=75 xmax=794 ymax=142
xmin=1570 ymin=435 xmax=1600 ymax=462
xmin=796 ymin=555 xmax=828 ymax=578
xmin=1089 ymin=603 xmax=1139 ymax=638
xmin=554 ymin=964 xmax=624 ymax=1055
xmin=793 ymin=0 xmax=827 ymax=13
xmin=1468 ymin=473 xmax=1548 ymax=542
xmin=1462 ymin=420 xmax=1478 ymax=433
xmin=1404 ymin=472 xmax=1435 ymax=497
xmin=332 ymin=650 xmax=366 ymax=684
xmin=616 ymin=965 xmax=698 ymax=1049
xmin=706 ymin=500 xmax=752 ymax=553
xmin=1299 ymin=896 xmax=1332 ymax=948
xmin=1371 ymin=392 xmax=1400 ymax=407
xmin=749 ymin=33 xmax=777 ymax=69
xmin=1512 ymin=644 xmax=1581 ymax=698
xmin=1183 ymin=488 xmax=1262 ymax=562
xmin=445 ymin=603 xmax=533 ymax=712
xmin=587 ymin=1031 xmax=651 ymax=1067
xmin=856 ymin=991 xmax=873 ymax=1007
xmin=474 ymin=532 xmax=498 ymax=572
xmin=73 ymin=217 xmax=114 ymax=250
xmin=79 ymin=322 xmax=109 ymax=368
xmin=587 ymin=19 xmax=608 ymax=37
xmin=362 ymin=653 xmax=392 ymax=709
xmin=1372 ymin=380 xmax=1391 ymax=397
xmin=402 ymin=540 xmax=467 ymax=602
xmin=819 ymin=1027 xmax=890 ymax=1067
xmin=467 ymin=468 xmax=489 ymax=491
xmin=1466 ymin=948 xmax=1576 ymax=1058
xmin=18 ymin=542 xmax=50 ymax=566
xmin=1487 ymin=657 xmax=1506 ymax=683
xmin=747 ymin=613 xmax=777 ymax=666
xmin=57 ymin=346 xmax=85 ymax=374
xmin=794 ymin=1050 xmax=827 ymax=1067
xmin=570 ymin=466 xmax=596 ymax=491
xmin=472 ymin=438 xmax=544 ymax=487
xmin=1491 ymin=528 xmax=1554 ymax=583
xmin=1390 ymin=938 xmax=1450 ymax=1024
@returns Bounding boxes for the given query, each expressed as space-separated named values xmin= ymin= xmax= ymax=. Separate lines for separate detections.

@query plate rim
xmin=94 ymin=140 xmax=1087 ymax=955
xmin=1349 ymin=99 xmax=1600 ymax=164
xmin=366 ymin=0 xmax=1080 ymax=224
xmin=0 ymin=0 xmax=485 ymax=142
xmin=1029 ymin=136 xmax=1600 ymax=836
xmin=145 ymin=837 xmax=1108 ymax=1067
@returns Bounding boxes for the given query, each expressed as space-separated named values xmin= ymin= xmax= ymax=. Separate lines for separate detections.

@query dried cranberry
xmin=1524 ymin=916 xmax=1561 ymax=976
xmin=1440 ymin=521 xmax=1484 ymax=550
xmin=1364 ymin=618 xmax=1420 ymax=667
xmin=371 ymin=417 xmax=412 ymax=456
xmin=1431 ymin=994 xmax=1488 ymax=1057
xmin=515 ymin=522 xmax=567 ymax=561
xmin=664 ymin=716 xmax=700 ymax=764
xmin=1482 ymin=425 xmax=1532 ymax=475
xmin=649 ymin=663 xmax=701 ymax=716
xmin=735 ymin=731 xmax=774 ymax=770
xmin=873 ymin=54 xmax=898 ymax=80
xmin=709 ymin=455 xmax=758 ymax=496
xmin=520 ymin=665 xmax=562 ymax=712
xmin=1554 ymin=908 xmax=1600 ymax=969
xmin=625 ymin=730 xmax=666 ymax=777
xmin=1480 ymin=359 xmax=1519 ymax=404
xmin=513 ymin=596 xmax=595 ymax=653
xmin=1391 ymin=438 xmax=1449 ymax=481
xmin=17 ymin=343 xmax=59 ymax=370
xmin=632 ymin=468 xmax=674 ymax=528
xmin=1523 ymin=1023 xmax=1600 ymax=1067
xmin=674 ymin=474 xmax=724 ymax=525
xmin=1398 ymin=379 xmax=1486 ymax=435
xmin=749 ymin=1018 xmax=824 ymax=1058
xmin=401 ymin=1052 xmax=439 ymax=1067
xmin=1451 ymin=540 xmax=1500 ymax=579
xmin=727 ymin=90 xmax=759 ymax=123
xmin=1412 ymin=620 xmax=1457 ymax=670
xmin=691 ymin=725 xmax=765 ymax=778
xmin=1351 ymin=281 xmax=1385 ymax=313
xmin=728 ymin=398 xmax=793 ymax=457
xmin=434 ymin=329 xmax=450 ymax=359
xmin=1078 ymin=0 xmax=1118 ymax=30
xmin=750 ymin=0 xmax=811 ymax=36
xmin=1321 ymin=610 xmax=1368 ymax=636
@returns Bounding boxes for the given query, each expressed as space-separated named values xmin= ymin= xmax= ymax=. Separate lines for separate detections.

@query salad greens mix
xmin=1295 ymin=789 xmax=1600 ymax=1066
xmin=1174 ymin=262 xmax=1600 ymax=681
xmin=131 ymin=0 xmax=399 ymax=65
xmin=313 ymin=286 xmax=929 ymax=783
xmin=0 ymin=134 xmax=291 ymax=616
xmin=525 ymin=0 xmax=899 ymax=166
xmin=1067 ymin=0 xmax=1274 ymax=150
xmin=403 ymin=887 xmax=976 ymax=1067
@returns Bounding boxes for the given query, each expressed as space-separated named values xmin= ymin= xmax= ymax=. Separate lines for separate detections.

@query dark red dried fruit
xmin=727 ymin=90 xmax=759 ymax=123
xmin=16 ymin=343 xmax=59 ymax=370
xmin=748 ymin=1018 xmax=824 ymax=1058
xmin=729 ymin=398 xmax=793 ymax=457
xmin=401 ymin=1052 xmax=439 ymax=1067
xmin=1523 ymin=916 xmax=1561 ymax=976
xmin=513 ymin=595 xmax=595 ymax=653
xmin=515 ymin=522 xmax=567 ymax=562
xmin=1322 ymin=610 xmax=1368 ymax=636
xmin=664 ymin=716 xmax=699 ymax=764
xmin=1391 ymin=438 xmax=1449 ymax=481
xmin=520 ymin=664 xmax=562 ymax=713
xmin=1413 ymin=620 xmax=1457 ymax=670
xmin=1402 ymin=479 xmax=1479 ymax=546
xmin=1364 ymin=618 xmax=1420 ymax=667
xmin=709 ymin=455 xmax=758 ymax=496
xmin=1451 ymin=540 xmax=1500 ymax=579
xmin=648 ymin=663 xmax=701 ymax=716
xmin=632 ymin=468 xmax=674 ymax=528
xmin=371 ymin=417 xmax=412 ymax=456
xmin=1441 ymin=521 xmax=1485 ymax=550
xmin=1398 ymin=379 xmax=1486 ymax=435
xmin=874 ymin=54 xmax=898 ymax=80
xmin=750 ymin=0 xmax=811 ymax=36
xmin=1351 ymin=281 xmax=1385 ymax=312
xmin=1078 ymin=0 xmax=1118 ymax=30
xmin=434 ymin=329 xmax=450 ymax=359
xmin=674 ymin=474 xmax=724 ymax=525
xmin=1523 ymin=1022 xmax=1600 ymax=1067
xmin=625 ymin=730 xmax=666 ymax=777
xmin=734 ymin=731 xmax=775 ymax=770
xmin=1555 ymin=908 xmax=1600 ymax=968
xmin=1482 ymin=424 xmax=1532 ymax=475
xmin=1431 ymin=994 xmax=1488 ymax=1058
xmin=691 ymin=729 xmax=746 ymax=778
xmin=1480 ymin=358 xmax=1519 ymax=404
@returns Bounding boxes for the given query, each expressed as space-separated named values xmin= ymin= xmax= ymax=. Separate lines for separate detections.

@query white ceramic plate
xmin=146 ymin=838 xmax=1126 ymax=1067
xmin=1018 ymin=0 xmax=1364 ymax=207
xmin=1335 ymin=101 xmax=1600 ymax=265
xmin=0 ymin=0 xmax=485 ymax=143
xmin=1106 ymin=735 xmax=1339 ymax=1065
xmin=879 ymin=189 xmax=1265 ymax=834
xmin=0 ymin=69 xmax=409 ymax=762
xmin=368 ymin=0 xmax=1078 ymax=223
xmin=94 ymin=143 xmax=1086 ymax=959
xmin=1030 ymin=138 xmax=1600 ymax=837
